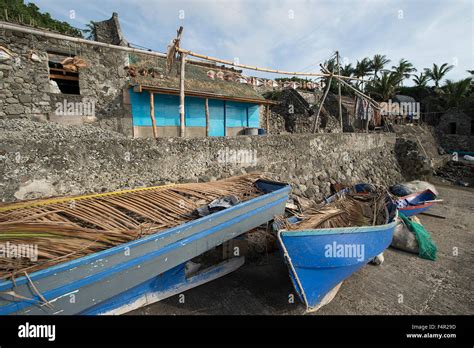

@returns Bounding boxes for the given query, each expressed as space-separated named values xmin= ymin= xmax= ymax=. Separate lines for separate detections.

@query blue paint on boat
xmin=396 ymin=189 xmax=437 ymax=217
xmin=83 ymin=257 xmax=245 ymax=315
xmin=277 ymin=188 xmax=398 ymax=311
xmin=0 ymin=179 xmax=290 ymax=315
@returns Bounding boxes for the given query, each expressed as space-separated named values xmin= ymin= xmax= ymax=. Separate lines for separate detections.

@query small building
xmin=436 ymin=108 xmax=474 ymax=152
xmin=127 ymin=54 xmax=268 ymax=137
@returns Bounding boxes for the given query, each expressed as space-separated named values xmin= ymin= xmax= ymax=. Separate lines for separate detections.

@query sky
xmin=30 ymin=0 xmax=473 ymax=85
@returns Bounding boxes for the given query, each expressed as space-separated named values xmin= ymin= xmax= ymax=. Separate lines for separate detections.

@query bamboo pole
xmin=205 ymin=98 xmax=209 ymax=137
xmin=336 ymin=51 xmax=343 ymax=130
xmin=176 ymin=47 xmax=365 ymax=82
xmin=149 ymin=92 xmax=157 ymax=138
xmin=179 ymin=53 xmax=186 ymax=137
xmin=321 ymin=66 xmax=380 ymax=109
xmin=312 ymin=74 xmax=333 ymax=133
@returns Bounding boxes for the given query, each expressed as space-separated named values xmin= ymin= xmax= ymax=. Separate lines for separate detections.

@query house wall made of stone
xmin=0 ymin=27 xmax=133 ymax=136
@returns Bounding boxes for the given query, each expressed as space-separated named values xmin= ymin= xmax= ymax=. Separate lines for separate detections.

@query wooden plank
xmin=149 ymin=92 xmax=157 ymax=139
xmin=420 ymin=212 xmax=446 ymax=219
xmin=179 ymin=53 xmax=186 ymax=137
xmin=137 ymin=84 xmax=276 ymax=105
xmin=49 ymin=67 xmax=78 ymax=75
xmin=265 ymin=104 xmax=270 ymax=134
xmin=205 ymin=98 xmax=209 ymax=137
xmin=336 ymin=51 xmax=343 ymax=130
xmin=49 ymin=74 xmax=79 ymax=81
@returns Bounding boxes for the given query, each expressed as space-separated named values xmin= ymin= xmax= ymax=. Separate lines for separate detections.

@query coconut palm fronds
xmin=283 ymin=187 xmax=389 ymax=231
xmin=0 ymin=174 xmax=264 ymax=280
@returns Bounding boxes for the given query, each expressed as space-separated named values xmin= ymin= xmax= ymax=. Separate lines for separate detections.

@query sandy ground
xmin=129 ymin=183 xmax=474 ymax=315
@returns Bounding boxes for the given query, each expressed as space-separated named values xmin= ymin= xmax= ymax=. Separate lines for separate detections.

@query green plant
xmin=0 ymin=0 xmax=83 ymax=37
xmin=424 ymin=63 xmax=454 ymax=88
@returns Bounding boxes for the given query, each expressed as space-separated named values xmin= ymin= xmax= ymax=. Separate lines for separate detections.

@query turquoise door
xmin=209 ymin=99 xmax=225 ymax=136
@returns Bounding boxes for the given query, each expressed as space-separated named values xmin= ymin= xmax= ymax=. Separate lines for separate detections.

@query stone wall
xmin=0 ymin=26 xmax=132 ymax=135
xmin=435 ymin=109 xmax=474 ymax=152
xmin=0 ymin=119 xmax=405 ymax=203
xmin=269 ymin=89 xmax=341 ymax=134
xmin=438 ymin=135 xmax=474 ymax=152
xmin=94 ymin=13 xmax=129 ymax=46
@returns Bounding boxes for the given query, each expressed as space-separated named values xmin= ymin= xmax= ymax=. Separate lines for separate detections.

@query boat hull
xmin=0 ymin=180 xmax=290 ymax=315
xmin=397 ymin=190 xmax=437 ymax=217
xmin=278 ymin=219 xmax=397 ymax=311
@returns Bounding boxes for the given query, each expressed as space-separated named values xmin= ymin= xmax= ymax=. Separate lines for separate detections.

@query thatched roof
xmin=127 ymin=53 xmax=265 ymax=102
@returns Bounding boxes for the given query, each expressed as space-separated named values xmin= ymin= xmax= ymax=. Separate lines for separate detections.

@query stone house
xmin=436 ymin=108 xmax=474 ymax=152
xmin=0 ymin=14 xmax=271 ymax=138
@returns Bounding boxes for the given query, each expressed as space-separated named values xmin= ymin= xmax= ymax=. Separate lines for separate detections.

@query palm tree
xmin=392 ymin=59 xmax=417 ymax=85
xmin=354 ymin=58 xmax=372 ymax=79
xmin=366 ymin=71 xmax=403 ymax=101
xmin=354 ymin=58 xmax=372 ymax=89
xmin=425 ymin=63 xmax=454 ymax=88
xmin=82 ymin=21 xmax=97 ymax=40
xmin=340 ymin=63 xmax=354 ymax=78
xmin=412 ymin=72 xmax=431 ymax=87
xmin=371 ymin=54 xmax=390 ymax=79
xmin=443 ymin=78 xmax=472 ymax=107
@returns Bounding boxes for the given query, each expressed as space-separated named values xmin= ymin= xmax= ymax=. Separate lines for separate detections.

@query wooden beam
xmin=48 ymin=74 xmax=79 ymax=81
xmin=135 ymin=84 xmax=276 ymax=105
xmin=149 ymin=92 xmax=157 ymax=138
xmin=312 ymin=74 xmax=333 ymax=133
xmin=321 ymin=65 xmax=380 ymax=109
xmin=336 ymin=51 xmax=343 ymax=130
xmin=179 ymin=53 xmax=186 ymax=137
xmin=177 ymin=47 xmax=365 ymax=82
xmin=265 ymin=104 xmax=270 ymax=134
xmin=205 ymin=98 xmax=210 ymax=137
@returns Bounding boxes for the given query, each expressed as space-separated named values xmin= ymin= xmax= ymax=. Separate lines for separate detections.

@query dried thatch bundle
xmin=281 ymin=188 xmax=389 ymax=231
xmin=0 ymin=174 xmax=263 ymax=280
xmin=60 ymin=56 xmax=88 ymax=72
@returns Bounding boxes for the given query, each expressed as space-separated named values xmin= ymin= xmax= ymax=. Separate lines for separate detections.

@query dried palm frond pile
xmin=60 ymin=56 xmax=88 ymax=72
xmin=0 ymin=174 xmax=263 ymax=280
xmin=278 ymin=187 xmax=390 ymax=231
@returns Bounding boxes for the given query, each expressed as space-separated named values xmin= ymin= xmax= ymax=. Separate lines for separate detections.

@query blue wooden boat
xmin=0 ymin=179 xmax=290 ymax=315
xmin=277 ymin=189 xmax=397 ymax=312
xmin=395 ymin=189 xmax=437 ymax=217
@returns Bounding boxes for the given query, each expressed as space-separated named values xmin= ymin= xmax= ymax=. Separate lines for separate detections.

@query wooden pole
xmin=336 ymin=51 xmax=343 ymax=131
xmin=265 ymin=104 xmax=270 ymax=134
xmin=312 ymin=74 xmax=333 ymax=133
xmin=149 ymin=92 xmax=157 ymax=138
xmin=176 ymin=47 xmax=365 ymax=82
xmin=321 ymin=66 xmax=380 ymax=109
xmin=205 ymin=98 xmax=209 ymax=137
xmin=179 ymin=53 xmax=186 ymax=137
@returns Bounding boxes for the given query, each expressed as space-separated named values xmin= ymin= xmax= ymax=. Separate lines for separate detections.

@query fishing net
xmin=398 ymin=212 xmax=437 ymax=261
